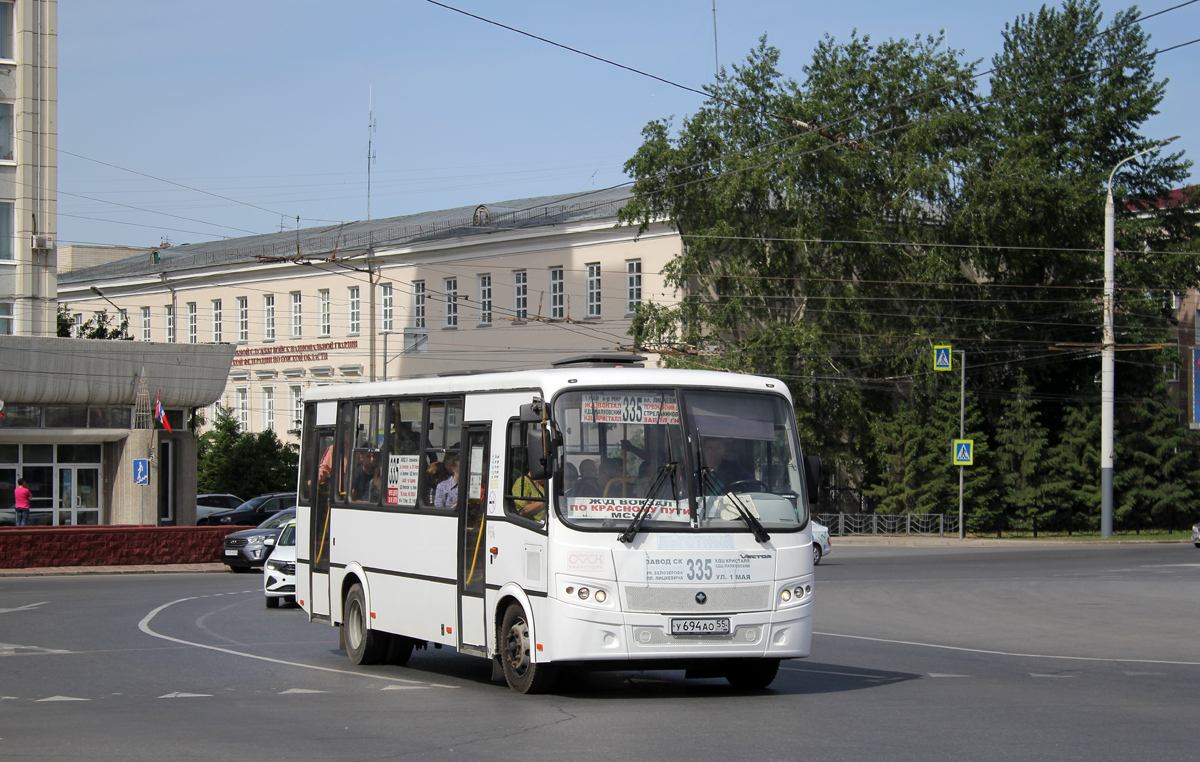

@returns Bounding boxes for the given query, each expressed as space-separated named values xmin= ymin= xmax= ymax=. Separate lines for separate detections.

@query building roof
xmin=60 ymin=187 xmax=633 ymax=284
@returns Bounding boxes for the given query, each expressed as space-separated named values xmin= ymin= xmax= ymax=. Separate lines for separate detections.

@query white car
xmin=263 ymin=520 xmax=297 ymax=608
xmin=812 ymin=520 xmax=832 ymax=565
xmin=1192 ymin=521 xmax=1199 ymax=548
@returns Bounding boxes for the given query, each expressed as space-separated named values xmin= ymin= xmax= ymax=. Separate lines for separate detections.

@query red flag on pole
xmin=155 ymin=390 xmax=172 ymax=433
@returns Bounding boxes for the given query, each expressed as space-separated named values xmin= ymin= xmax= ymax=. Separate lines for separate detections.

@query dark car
xmin=195 ymin=493 xmax=245 ymax=523
xmin=199 ymin=492 xmax=297 ymax=526
xmin=222 ymin=509 xmax=296 ymax=572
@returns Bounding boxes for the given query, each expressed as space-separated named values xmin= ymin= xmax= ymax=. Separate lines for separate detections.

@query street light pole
xmin=1101 ymin=135 xmax=1179 ymax=538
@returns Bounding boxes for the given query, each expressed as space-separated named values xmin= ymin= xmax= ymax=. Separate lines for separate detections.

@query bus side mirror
xmin=804 ymin=456 xmax=822 ymax=505
xmin=526 ymin=423 xmax=560 ymax=482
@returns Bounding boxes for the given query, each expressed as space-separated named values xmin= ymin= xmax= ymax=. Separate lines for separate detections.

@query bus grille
xmin=622 ymin=585 xmax=771 ymax=613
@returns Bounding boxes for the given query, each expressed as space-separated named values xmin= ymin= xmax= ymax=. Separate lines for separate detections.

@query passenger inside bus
xmin=351 ymin=451 xmax=382 ymax=503
xmin=433 ymin=454 xmax=460 ymax=508
xmin=569 ymin=459 xmax=599 ymax=497
xmin=600 ymin=458 xmax=633 ymax=498
xmin=701 ymin=436 xmax=753 ymax=487
xmin=512 ymin=471 xmax=546 ymax=521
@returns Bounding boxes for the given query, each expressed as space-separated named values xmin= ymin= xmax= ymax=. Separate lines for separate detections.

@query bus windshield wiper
xmin=618 ymin=461 xmax=678 ymax=544
xmin=703 ymin=470 xmax=771 ymax=543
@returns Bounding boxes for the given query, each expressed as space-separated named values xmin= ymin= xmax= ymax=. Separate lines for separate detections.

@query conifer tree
xmin=994 ymin=372 xmax=1050 ymax=535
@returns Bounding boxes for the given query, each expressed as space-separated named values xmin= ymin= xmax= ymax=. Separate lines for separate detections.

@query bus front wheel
xmin=344 ymin=583 xmax=387 ymax=665
xmin=500 ymin=603 xmax=556 ymax=694
xmin=725 ymin=658 xmax=780 ymax=690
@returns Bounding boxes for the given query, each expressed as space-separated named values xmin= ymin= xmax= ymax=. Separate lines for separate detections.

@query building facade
xmin=0 ymin=0 xmax=56 ymax=338
xmin=58 ymin=189 xmax=682 ymax=442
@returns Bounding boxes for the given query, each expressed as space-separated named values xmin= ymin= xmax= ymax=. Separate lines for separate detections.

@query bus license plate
xmin=671 ymin=617 xmax=731 ymax=635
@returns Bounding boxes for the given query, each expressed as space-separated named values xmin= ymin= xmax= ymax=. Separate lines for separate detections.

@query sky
xmin=58 ymin=0 xmax=1199 ymax=250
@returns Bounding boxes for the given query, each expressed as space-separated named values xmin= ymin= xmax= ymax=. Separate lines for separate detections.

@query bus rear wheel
xmin=500 ymin=603 xmax=556 ymax=694
xmin=725 ymin=658 xmax=780 ymax=690
xmin=343 ymin=583 xmax=387 ymax=665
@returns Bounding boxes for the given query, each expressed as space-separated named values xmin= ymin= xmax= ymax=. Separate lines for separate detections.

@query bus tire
xmin=343 ymin=583 xmax=386 ymax=665
xmin=725 ymin=658 xmax=780 ymax=690
xmin=385 ymin=634 xmax=415 ymax=666
xmin=500 ymin=603 xmax=556 ymax=694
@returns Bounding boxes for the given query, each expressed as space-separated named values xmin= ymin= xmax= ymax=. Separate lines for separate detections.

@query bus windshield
xmin=553 ymin=388 xmax=807 ymax=532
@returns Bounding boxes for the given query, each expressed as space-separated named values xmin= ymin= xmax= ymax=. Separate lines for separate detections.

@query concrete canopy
xmin=0 ymin=336 xmax=235 ymax=407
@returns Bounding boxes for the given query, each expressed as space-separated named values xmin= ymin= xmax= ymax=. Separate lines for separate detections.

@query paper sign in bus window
xmin=387 ymin=454 xmax=420 ymax=506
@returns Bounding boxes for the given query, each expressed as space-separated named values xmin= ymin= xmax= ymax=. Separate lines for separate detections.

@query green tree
xmin=198 ymin=406 xmax=298 ymax=497
xmin=56 ymin=304 xmax=130 ymax=340
xmin=1043 ymin=401 xmax=1101 ymax=533
xmin=993 ymin=372 xmax=1050 ymax=534
xmin=1114 ymin=366 xmax=1200 ymax=531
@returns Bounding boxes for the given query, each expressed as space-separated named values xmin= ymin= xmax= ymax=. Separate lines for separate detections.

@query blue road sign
xmin=133 ymin=459 xmax=149 ymax=485
xmin=934 ymin=345 xmax=952 ymax=371
xmin=952 ymin=440 xmax=974 ymax=466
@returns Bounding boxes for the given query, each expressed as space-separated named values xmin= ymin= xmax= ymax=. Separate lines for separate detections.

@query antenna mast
xmin=367 ymin=87 xmax=377 ymax=220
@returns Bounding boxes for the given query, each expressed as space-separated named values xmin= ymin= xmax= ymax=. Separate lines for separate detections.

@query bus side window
xmin=503 ymin=420 xmax=545 ymax=524
xmin=334 ymin=402 xmax=356 ymax=503
xmin=421 ymin=398 xmax=463 ymax=509
xmin=349 ymin=402 xmax=384 ymax=505
xmin=299 ymin=402 xmax=317 ymax=504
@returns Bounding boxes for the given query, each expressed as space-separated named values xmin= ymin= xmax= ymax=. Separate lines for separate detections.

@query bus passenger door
xmin=457 ymin=425 xmax=490 ymax=652
xmin=310 ymin=430 xmax=335 ymax=619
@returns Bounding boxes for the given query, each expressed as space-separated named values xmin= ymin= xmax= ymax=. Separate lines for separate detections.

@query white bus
xmin=296 ymin=354 xmax=822 ymax=693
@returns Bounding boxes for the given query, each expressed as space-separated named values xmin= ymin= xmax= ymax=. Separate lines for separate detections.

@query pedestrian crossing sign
xmin=952 ymin=440 xmax=974 ymax=466
xmin=934 ymin=346 xmax=953 ymax=371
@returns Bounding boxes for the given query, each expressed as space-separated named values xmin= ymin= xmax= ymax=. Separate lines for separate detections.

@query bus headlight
xmin=593 ymin=590 xmax=607 ymax=604
xmin=780 ymin=588 xmax=792 ymax=602
xmin=577 ymin=587 xmax=590 ymax=600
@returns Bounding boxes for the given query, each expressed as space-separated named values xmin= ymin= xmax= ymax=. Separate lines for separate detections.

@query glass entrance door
xmin=55 ymin=466 xmax=101 ymax=525
xmin=457 ymin=426 xmax=490 ymax=650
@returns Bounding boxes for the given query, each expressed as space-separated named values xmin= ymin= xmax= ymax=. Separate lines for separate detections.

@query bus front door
xmin=457 ymin=425 xmax=490 ymax=652
xmin=310 ymin=430 xmax=335 ymax=619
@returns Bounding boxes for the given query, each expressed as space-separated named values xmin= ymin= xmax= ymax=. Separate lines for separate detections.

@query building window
xmin=165 ymin=305 xmax=175 ymax=343
xmin=236 ymin=388 xmax=249 ymax=432
xmin=1167 ymin=362 xmax=1180 ymax=382
xmin=348 ymin=287 xmax=360 ymax=334
xmin=187 ymin=302 xmax=198 ymax=344
xmin=262 ymin=387 xmax=275 ymax=431
xmin=444 ymin=278 xmax=458 ymax=328
xmin=264 ymin=294 xmax=276 ymax=341
xmin=118 ymin=309 xmax=129 ymax=338
xmin=550 ymin=267 xmax=564 ymax=320
xmin=290 ymin=385 xmax=303 ymax=432
xmin=237 ymin=297 xmax=249 ymax=343
xmin=586 ymin=262 xmax=601 ymax=318
xmin=141 ymin=307 xmax=151 ymax=341
xmin=626 ymin=259 xmax=642 ymax=313
xmin=514 ymin=270 xmax=527 ymax=321
xmin=0 ymin=201 xmax=10 ymax=260
xmin=319 ymin=289 xmax=330 ymax=336
xmin=0 ymin=302 xmax=11 ymax=335
xmin=478 ymin=274 xmax=492 ymax=326
xmin=382 ymin=283 xmax=393 ymax=333
xmin=0 ymin=2 xmax=11 ymax=61
xmin=211 ymin=299 xmax=222 ymax=343
xmin=0 ymin=102 xmax=12 ymax=161
xmin=413 ymin=281 xmax=425 ymax=328
xmin=290 ymin=291 xmax=302 ymax=338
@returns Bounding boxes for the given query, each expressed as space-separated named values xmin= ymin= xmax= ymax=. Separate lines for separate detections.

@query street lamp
xmin=90 ymin=286 xmax=128 ymax=338
xmin=1101 ymin=135 xmax=1180 ymax=538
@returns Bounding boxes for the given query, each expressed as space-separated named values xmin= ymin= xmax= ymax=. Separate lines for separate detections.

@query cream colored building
xmin=58 ymin=189 xmax=681 ymax=441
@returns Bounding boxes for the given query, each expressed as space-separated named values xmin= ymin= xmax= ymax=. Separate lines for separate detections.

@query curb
xmin=0 ymin=563 xmax=232 ymax=578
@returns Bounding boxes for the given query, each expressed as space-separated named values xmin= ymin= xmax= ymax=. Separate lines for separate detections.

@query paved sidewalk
xmin=0 ymin=562 xmax=230 ymax=578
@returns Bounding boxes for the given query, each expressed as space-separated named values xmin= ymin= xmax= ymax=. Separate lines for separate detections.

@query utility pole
xmin=368 ymin=253 xmax=377 ymax=382
xmin=712 ymin=1 xmax=719 ymax=76
xmin=367 ymin=87 xmax=377 ymax=221
xmin=958 ymin=350 xmax=966 ymax=540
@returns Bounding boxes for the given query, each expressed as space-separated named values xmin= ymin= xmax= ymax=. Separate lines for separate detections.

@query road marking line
xmin=279 ymin=688 xmax=327 ymax=694
xmin=382 ymin=684 xmax=430 ymax=691
xmin=928 ymin=673 xmax=971 ymax=678
xmin=815 ymin=631 xmax=1200 ymax=666
xmin=159 ymin=692 xmax=212 ymax=698
xmin=36 ymin=696 xmax=89 ymax=702
xmin=0 ymin=602 xmax=49 ymax=614
xmin=138 ymin=595 xmax=445 ymax=688
xmin=1123 ymin=671 xmax=1163 ymax=676
xmin=779 ymin=665 xmax=889 ymax=680
xmin=1 ymin=696 xmax=17 ymax=700
xmin=0 ymin=642 xmax=70 ymax=657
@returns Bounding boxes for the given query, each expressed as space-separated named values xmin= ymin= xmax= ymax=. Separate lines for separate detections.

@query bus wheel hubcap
xmin=506 ymin=618 xmax=530 ymax=676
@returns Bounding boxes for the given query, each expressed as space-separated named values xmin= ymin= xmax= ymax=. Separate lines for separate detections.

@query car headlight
xmin=246 ymin=536 xmax=264 ymax=546
xmin=219 ymin=516 xmax=231 ymax=524
xmin=266 ymin=559 xmax=286 ymax=571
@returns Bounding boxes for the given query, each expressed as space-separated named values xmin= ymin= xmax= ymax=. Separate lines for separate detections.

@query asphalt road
xmin=1 ymin=543 xmax=1197 ymax=761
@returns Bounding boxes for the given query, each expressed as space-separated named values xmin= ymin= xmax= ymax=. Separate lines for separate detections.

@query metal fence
xmin=815 ymin=512 xmax=960 ymax=537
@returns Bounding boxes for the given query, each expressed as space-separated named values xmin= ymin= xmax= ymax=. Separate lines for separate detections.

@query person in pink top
xmin=13 ymin=477 xmax=31 ymax=526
